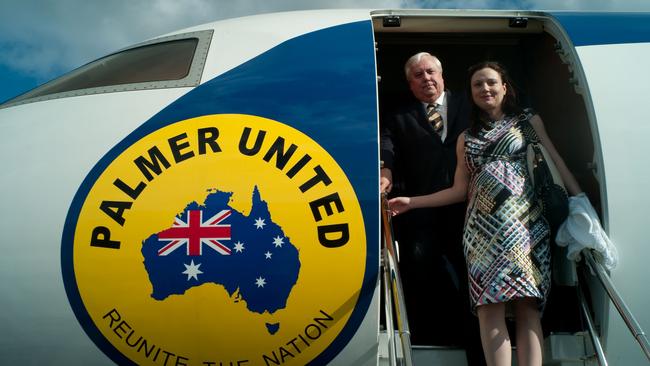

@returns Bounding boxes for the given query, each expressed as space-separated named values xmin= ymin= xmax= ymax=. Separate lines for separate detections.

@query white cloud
xmin=1 ymin=0 xmax=649 ymax=82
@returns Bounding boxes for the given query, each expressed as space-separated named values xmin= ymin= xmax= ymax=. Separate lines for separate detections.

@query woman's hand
xmin=388 ymin=197 xmax=412 ymax=216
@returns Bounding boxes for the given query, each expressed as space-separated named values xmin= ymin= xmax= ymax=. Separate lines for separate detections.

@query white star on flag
xmin=255 ymin=276 xmax=266 ymax=288
xmin=254 ymin=218 xmax=266 ymax=229
xmin=182 ymin=260 xmax=203 ymax=281
xmin=234 ymin=241 xmax=245 ymax=253
xmin=273 ymin=236 xmax=284 ymax=247
xmin=265 ymin=251 xmax=272 ymax=259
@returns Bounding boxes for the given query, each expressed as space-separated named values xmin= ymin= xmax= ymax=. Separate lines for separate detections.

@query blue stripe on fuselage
xmin=551 ymin=12 xmax=650 ymax=47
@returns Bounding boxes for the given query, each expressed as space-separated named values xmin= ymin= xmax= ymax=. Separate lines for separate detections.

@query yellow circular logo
xmin=63 ymin=114 xmax=367 ymax=365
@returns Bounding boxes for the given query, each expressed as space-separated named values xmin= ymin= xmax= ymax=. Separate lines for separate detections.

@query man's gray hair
xmin=404 ymin=52 xmax=443 ymax=80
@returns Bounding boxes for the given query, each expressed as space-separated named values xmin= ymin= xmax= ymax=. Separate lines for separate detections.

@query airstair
xmin=378 ymin=194 xmax=650 ymax=366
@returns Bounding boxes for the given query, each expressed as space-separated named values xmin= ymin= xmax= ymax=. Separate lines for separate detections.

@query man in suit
xmin=380 ymin=52 xmax=485 ymax=365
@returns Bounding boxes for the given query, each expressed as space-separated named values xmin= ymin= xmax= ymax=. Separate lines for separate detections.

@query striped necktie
xmin=427 ymin=103 xmax=443 ymax=136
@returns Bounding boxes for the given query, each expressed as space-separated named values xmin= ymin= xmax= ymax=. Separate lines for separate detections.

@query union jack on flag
xmin=157 ymin=209 xmax=232 ymax=256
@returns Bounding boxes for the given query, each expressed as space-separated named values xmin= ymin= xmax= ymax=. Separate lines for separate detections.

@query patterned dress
xmin=463 ymin=111 xmax=551 ymax=312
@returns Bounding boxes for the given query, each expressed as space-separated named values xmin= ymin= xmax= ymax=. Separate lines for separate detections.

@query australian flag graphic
xmin=142 ymin=186 xmax=301 ymax=315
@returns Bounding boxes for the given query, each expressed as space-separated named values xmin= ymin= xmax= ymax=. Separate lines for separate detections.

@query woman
xmin=388 ymin=61 xmax=582 ymax=366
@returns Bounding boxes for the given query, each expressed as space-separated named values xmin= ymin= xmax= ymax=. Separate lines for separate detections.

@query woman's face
xmin=470 ymin=67 xmax=507 ymax=116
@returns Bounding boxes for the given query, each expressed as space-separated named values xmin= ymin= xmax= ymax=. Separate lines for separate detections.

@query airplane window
xmin=1 ymin=30 xmax=212 ymax=109
xmin=30 ymin=39 xmax=198 ymax=97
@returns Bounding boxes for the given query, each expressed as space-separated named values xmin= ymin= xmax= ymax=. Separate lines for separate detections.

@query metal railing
xmin=577 ymin=278 xmax=608 ymax=365
xmin=380 ymin=193 xmax=413 ymax=366
xmin=583 ymin=250 xmax=650 ymax=362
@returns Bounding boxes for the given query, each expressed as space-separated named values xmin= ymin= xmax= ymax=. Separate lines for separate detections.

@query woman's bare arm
xmin=388 ymin=133 xmax=470 ymax=215
xmin=529 ymin=114 xmax=583 ymax=196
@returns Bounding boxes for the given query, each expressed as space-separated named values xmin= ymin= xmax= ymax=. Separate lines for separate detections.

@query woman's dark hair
xmin=467 ymin=61 xmax=523 ymax=135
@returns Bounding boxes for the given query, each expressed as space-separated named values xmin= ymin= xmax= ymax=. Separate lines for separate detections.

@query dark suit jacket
xmin=381 ymin=90 xmax=470 ymax=197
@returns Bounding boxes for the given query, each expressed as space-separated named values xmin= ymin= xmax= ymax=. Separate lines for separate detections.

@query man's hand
xmin=380 ymin=168 xmax=393 ymax=193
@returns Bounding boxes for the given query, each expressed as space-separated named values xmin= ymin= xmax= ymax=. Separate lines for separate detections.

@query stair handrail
xmin=576 ymin=277 xmax=608 ymax=365
xmin=583 ymin=250 xmax=650 ymax=361
xmin=380 ymin=193 xmax=413 ymax=366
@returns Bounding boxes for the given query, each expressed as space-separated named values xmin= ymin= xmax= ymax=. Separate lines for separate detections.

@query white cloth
xmin=555 ymin=193 xmax=618 ymax=270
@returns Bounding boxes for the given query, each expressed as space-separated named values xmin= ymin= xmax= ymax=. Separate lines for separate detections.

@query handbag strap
xmin=518 ymin=109 xmax=566 ymax=190
xmin=516 ymin=108 xmax=541 ymax=145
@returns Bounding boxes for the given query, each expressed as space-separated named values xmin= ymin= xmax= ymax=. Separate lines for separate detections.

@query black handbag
xmin=520 ymin=114 xmax=569 ymax=231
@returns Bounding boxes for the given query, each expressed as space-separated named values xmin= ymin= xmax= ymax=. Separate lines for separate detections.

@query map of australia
xmin=141 ymin=186 xmax=301 ymax=325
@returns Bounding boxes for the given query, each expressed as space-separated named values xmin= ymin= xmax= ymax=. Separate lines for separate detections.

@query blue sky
xmin=2 ymin=0 xmax=650 ymax=104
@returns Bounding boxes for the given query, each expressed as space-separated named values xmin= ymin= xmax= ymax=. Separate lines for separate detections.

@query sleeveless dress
xmin=463 ymin=110 xmax=551 ymax=312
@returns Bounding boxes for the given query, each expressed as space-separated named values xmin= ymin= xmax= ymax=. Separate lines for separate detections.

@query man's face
xmin=407 ymin=56 xmax=445 ymax=103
